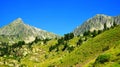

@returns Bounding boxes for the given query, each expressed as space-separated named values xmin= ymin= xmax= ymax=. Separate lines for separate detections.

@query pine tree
xmin=64 ymin=33 xmax=69 ymax=41
xmin=113 ymin=21 xmax=117 ymax=27
xmin=98 ymin=30 xmax=102 ymax=34
xmin=104 ymin=23 xmax=107 ymax=30
xmin=83 ymin=30 xmax=91 ymax=36
xmin=64 ymin=33 xmax=74 ymax=41
xmin=77 ymin=38 xmax=83 ymax=46
xmin=92 ymin=30 xmax=97 ymax=37
xmin=69 ymin=33 xmax=74 ymax=39
xmin=58 ymin=37 xmax=64 ymax=44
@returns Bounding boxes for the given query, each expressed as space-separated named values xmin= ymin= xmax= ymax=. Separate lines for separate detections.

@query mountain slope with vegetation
xmin=73 ymin=14 xmax=120 ymax=36
xmin=56 ymin=25 xmax=120 ymax=67
xmin=0 ymin=14 xmax=120 ymax=67
xmin=16 ymin=23 xmax=120 ymax=67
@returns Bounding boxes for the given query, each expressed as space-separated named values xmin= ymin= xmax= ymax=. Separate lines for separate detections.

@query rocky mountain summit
xmin=0 ymin=18 xmax=58 ymax=43
xmin=73 ymin=14 xmax=120 ymax=36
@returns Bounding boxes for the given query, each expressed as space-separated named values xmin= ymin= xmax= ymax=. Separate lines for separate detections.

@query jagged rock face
xmin=114 ymin=16 xmax=120 ymax=24
xmin=0 ymin=18 xmax=58 ymax=43
xmin=73 ymin=14 xmax=120 ymax=36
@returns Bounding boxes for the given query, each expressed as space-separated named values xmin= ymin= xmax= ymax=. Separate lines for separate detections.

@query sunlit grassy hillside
xmin=0 ymin=25 xmax=120 ymax=67
xmin=56 ymin=25 xmax=120 ymax=67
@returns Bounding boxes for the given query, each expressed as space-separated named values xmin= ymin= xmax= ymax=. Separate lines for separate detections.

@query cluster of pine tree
xmin=49 ymin=33 xmax=74 ymax=52
xmin=76 ymin=21 xmax=118 ymax=46
xmin=49 ymin=21 xmax=118 ymax=53
xmin=0 ymin=36 xmax=51 ymax=62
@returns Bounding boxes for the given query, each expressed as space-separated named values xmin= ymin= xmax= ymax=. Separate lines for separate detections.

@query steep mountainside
xmin=17 ymin=24 xmax=120 ymax=67
xmin=0 ymin=15 xmax=120 ymax=67
xmin=57 ymin=25 xmax=120 ymax=67
xmin=73 ymin=14 xmax=120 ymax=36
xmin=0 ymin=18 xmax=58 ymax=43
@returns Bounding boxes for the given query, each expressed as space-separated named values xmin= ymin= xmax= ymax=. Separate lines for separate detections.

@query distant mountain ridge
xmin=1 ymin=14 xmax=120 ymax=43
xmin=0 ymin=18 xmax=59 ymax=43
xmin=73 ymin=14 xmax=120 ymax=36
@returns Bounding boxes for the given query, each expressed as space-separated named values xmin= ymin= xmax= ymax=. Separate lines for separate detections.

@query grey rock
xmin=73 ymin=14 xmax=120 ymax=36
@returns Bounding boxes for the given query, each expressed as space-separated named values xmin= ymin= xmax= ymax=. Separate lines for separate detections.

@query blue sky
xmin=0 ymin=0 xmax=120 ymax=35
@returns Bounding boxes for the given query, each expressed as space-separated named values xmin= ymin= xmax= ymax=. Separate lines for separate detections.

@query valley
xmin=0 ymin=14 xmax=120 ymax=67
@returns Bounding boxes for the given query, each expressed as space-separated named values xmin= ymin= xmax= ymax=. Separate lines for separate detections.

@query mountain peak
xmin=73 ymin=14 xmax=120 ymax=36
xmin=96 ymin=14 xmax=106 ymax=16
xmin=95 ymin=14 xmax=111 ymax=18
xmin=16 ymin=17 xmax=22 ymax=21
xmin=12 ymin=18 xmax=24 ymax=24
xmin=0 ymin=17 xmax=59 ymax=43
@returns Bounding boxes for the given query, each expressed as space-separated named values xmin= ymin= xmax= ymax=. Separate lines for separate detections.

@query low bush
xmin=95 ymin=54 xmax=110 ymax=64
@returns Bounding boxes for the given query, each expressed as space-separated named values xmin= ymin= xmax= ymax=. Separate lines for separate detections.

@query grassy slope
xmin=86 ymin=41 xmax=120 ymax=67
xmin=39 ymin=37 xmax=79 ymax=67
xmin=56 ymin=26 xmax=120 ymax=67
xmin=20 ymin=39 xmax=58 ymax=67
xmin=12 ymin=25 xmax=120 ymax=67
xmin=20 ymin=37 xmax=80 ymax=67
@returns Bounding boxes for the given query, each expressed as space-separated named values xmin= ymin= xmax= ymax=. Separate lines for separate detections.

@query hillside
xmin=12 ymin=25 xmax=120 ymax=67
xmin=73 ymin=14 xmax=120 ymax=36
xmin=0 ymin=18 xmax=58 ymax=43
xmin=0 ymin=15 xmax=120 ymax=67
xmin=56 ymin=25 xmax=120 ymax=67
